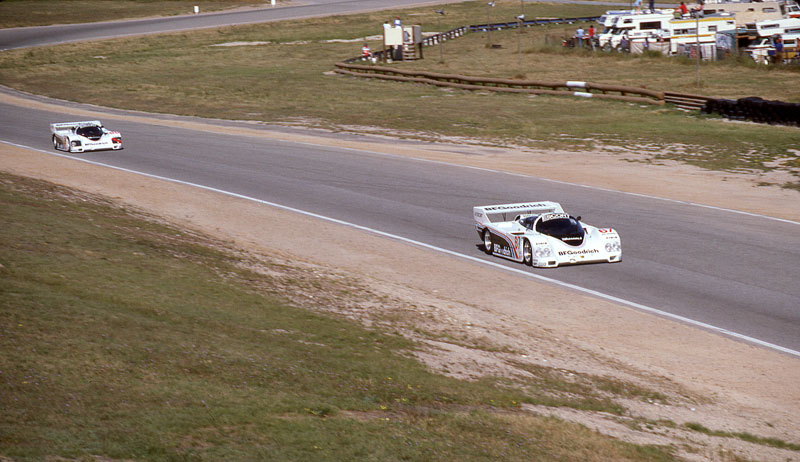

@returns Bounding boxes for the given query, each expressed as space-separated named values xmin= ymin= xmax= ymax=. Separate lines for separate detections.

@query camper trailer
xmin=702 ymin=0 xmax=787 ymax=26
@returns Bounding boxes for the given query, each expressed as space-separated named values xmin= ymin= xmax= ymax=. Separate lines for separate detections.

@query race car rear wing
xmin=50 ymin=120 xmax=104 ymax=135
xmin=473 ymin=201 xmax=565 ymax=225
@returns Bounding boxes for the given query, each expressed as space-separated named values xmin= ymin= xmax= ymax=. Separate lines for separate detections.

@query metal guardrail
xmin=470 ymin=16 xmax=600 ymax=32
xmin=422 ymin=26 xmax=468 ymax=47
xmin=334 ymin=63 xmax=665 ymax=105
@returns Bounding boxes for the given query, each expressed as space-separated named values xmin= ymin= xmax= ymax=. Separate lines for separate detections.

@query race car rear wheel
xmin=483 ymin=229 xmax=493 ymax=255
xmin=52 ymin=135 xmax=60 ymax=151
xmin=523 ymin=239 xmax=533 ymax=266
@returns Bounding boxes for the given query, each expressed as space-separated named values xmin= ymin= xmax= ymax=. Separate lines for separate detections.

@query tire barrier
xmin=702 ymin=97 xmax=800 ymax=127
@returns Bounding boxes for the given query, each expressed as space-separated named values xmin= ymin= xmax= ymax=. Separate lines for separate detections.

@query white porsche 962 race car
xmin=474 ymin=201 xmax=621 ymax=268
xmin=51 ymin=120 xmax=122 ymax=153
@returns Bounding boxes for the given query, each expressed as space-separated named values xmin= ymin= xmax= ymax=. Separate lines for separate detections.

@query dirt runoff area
xmin=1 ymin=90 xmax=799 ymax=461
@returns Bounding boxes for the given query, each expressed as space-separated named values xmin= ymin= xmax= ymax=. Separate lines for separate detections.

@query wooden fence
xmin=334 ymin=63 xmax=666 ymax=105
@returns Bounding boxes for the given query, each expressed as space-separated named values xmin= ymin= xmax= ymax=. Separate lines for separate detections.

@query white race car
xmin=51 ymin=120 xmax=122 ymax=153
xmin=474 ymin=201 xmax=621 ymax=268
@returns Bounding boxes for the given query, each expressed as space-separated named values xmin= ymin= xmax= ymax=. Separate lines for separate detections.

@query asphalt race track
xmin=2 ymin=94 xmax=799 ymax=355
xmin=1 ymin=2 xmax=799 ymax=355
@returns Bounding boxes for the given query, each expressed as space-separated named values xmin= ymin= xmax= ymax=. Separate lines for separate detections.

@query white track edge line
xmin=3 ymin=140 xmax=799 ymax=358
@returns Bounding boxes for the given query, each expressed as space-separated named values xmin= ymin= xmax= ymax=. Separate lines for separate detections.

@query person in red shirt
xmin=679 ymin=1 xmax=688 ymax=15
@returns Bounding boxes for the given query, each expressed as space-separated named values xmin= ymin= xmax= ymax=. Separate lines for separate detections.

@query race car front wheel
xmin=523 ymin=239 xmax=533 ymax=266
xmin=483 ymin=230 xmax=493 ymax=255
xmin=52 ymin=135 xmax=60 ymax=151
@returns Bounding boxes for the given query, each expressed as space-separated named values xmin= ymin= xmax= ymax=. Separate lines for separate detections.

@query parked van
xmin=787 ymin=1 xmax=800 ymax=18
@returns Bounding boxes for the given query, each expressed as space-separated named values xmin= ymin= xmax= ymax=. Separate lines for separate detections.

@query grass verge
xmin=684 ymin=422 xmax=800 ymax=452
xmin=0 ymin=171 xmax=679 ymax=461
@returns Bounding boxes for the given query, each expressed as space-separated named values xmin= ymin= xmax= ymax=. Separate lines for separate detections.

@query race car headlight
xmin=71 ymin=140 xmax=82 ymax=147
xmin=534 ymin=245 xmax=552 ymax=257
xmin=605 ymin=241 xmax=621 ymax=252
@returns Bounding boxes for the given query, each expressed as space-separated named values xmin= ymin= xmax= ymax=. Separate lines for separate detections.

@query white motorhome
xmin=667 ymin=14 xmax=737 ymax=53
xmin=754 ymin=17 xmax=800 ymax=36
xmin=597 ymin=11 xmax=676 ymax=49
xmin=596 ymin=11 xmax=736 ymax=53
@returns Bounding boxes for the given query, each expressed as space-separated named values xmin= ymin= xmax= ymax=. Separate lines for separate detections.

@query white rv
xmin=754 ymin=17 xmax=800 ymax=37
xmin=597 ymin=11 xmax=676 ymax=49
xmin=597 ymin=11 xmax=736 ymax=53
xmin=667 ymin=14 xmax=737 ymax=54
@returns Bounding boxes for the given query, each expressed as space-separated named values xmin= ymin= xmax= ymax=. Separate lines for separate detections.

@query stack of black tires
xmin=703 ymin=97 xmax=800 ymax=127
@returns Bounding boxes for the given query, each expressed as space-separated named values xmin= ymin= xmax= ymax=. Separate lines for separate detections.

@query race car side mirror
xmin=576 ymin=216 xmax=582 ymax=221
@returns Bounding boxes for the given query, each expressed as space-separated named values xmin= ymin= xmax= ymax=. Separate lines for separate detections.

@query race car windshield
xmin=535 ymin=217 xmax=583 ymax=238
xmin=76 ymin=126 xmax=103 ymax=138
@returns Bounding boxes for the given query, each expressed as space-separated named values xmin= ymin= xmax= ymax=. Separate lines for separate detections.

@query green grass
xmin=1 ymin=1 xmax=798 ymax=187
xmin=0 ymin=172 xmax=682 ymax=461
xmin=0 ymin=0 xmax=265 ymax=28
xmin=684 ymin=422 xmax=800 ymax=452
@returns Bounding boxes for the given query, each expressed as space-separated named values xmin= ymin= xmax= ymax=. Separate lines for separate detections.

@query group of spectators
xmin=573 ymin=25 xmax=597 ymax=47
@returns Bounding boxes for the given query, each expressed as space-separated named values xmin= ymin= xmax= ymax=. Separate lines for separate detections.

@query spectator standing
xmin=633 ymin=0 xmax=642 ymax=13
xmin=361 ymin=43 xmax=371 ymax=59
xmin=692 ymin=0 xmax=704 ymax=17
xmin=587 ymin=25 xmax=595 ymax=48
xmin=649 ymin=0 xmax=655 ymax=13
xmin=620 ymin=34 xmax=630 ymax=52
xmin=774 ymin=36 xmax=784 ymax=63
xmin=575 ymin=26 xmax=585 ymax=47
xmin=394 ymin=16 xmax=402 ymax=27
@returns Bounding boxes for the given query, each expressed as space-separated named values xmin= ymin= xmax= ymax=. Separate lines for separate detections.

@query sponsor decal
xmin=493 ymin=243 xmax=512 ymax=257
xmin=558 ymin=248 xmax=600 ymax=256
xmin=562 ymin=236 xmax=582 ymax=241
xmin=483 ymin=203 xmax=547 ymax=211
xmin=541 ymin=213 xmax=569 ymax=222
xmin=598 ymin=228 xmax=614 ymax=233
xmin=474 ymin=212 xmax=484 ymax=218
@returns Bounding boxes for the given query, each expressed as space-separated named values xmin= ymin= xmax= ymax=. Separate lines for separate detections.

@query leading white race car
xmin=474 ymin=201 xmax=621 ymax=268
xmin=51 ymin=120 xmax=122 ymax=153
